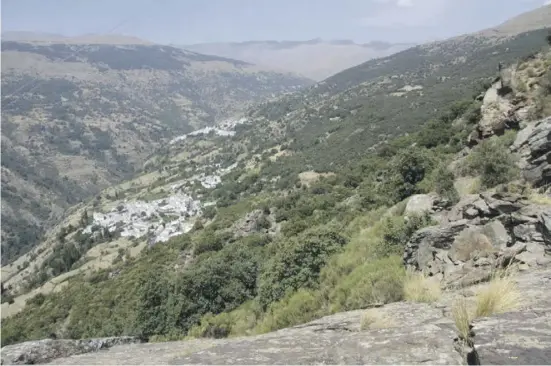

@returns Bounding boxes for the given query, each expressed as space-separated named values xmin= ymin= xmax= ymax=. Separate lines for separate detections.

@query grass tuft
xmin=360 ymin=308 xmax=396 ymax=330
xmin=451 ymin=296 xmax=472 ymax=341
xmin=474 ymin=268 xmax=522 ymax=318
xmin=403 ymin=271 xmax=442 ymax=303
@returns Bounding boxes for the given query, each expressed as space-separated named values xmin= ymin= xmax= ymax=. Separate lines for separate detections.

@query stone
xmin=481 ymin=192 xmax=525 ymax=215
xmin=0 ymin=337 xmax=140 ymax=365
xmin=405 ymin=189 xmax=550 ymax=288
xmin=404 ymin=220 xmax=469 ymax=271
xmin=448 ymin=228 xmax=496 ymax=263
xmin=511 ymin=116 xmax=551 ymax=187
xmin=477 ymin=81 xmax=519 ymax=139
xmin=540 ymin=210 xmax=551 ymax=246
xmin=471 ymin=269 xmax=551 ymax=365
xmin=404 ymin=194 xmax=437 ymax=217
xmin=50 ymin=303 xmax=464 ymax=365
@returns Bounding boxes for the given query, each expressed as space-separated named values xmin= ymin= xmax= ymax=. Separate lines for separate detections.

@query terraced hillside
xmin=2 ymin=28 xmax=550 ymax=347
xmin=2 ymin=4 xmax=551 ymax=353
xmin=0 ymin=41 xmax=312 ymax=264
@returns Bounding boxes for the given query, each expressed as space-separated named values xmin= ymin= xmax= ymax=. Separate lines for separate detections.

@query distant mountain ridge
xmin=1 ymin=31 xmax=154 ymax=45
xmin=180 ymin=39 xmax=415 ymax=81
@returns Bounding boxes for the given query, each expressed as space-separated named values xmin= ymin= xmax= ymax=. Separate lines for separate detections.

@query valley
xmin=0 ymin=41 xmax=312 ymax=264
xmin=1 ymin=3 xmax=551 ymax=365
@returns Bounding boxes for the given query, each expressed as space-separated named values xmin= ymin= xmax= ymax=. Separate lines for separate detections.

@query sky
xmin=1 ymin=0 xmax=550 ymax=45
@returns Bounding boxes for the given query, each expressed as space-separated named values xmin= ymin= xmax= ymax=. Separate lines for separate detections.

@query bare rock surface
xmin=471 ymin=268 xmax=551 ymax=365
xmin=14 ymin=268 xmax=546 ymax=365
xmin=49 ymin=303 xmax=462 ymax=365
xmin=511 ymin=116 xmax=551 ymax=187
xmin=0 ymin=337 xmax=140 ymax=365
xmin=404 ymin=190 xmax=551 ymax=288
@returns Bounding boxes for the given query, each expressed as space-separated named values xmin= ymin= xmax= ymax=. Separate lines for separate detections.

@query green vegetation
xmin=0 ymin=40 xmax=311 ymax=265
xmin=460 ymin=134 xmax=519 ymax=189
xmin=3 ymin=29 xmax=550 ymax=348
xmin=1 ymin=88 xmax=478 ymax=345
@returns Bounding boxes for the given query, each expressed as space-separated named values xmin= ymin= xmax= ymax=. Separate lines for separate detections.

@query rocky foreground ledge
xmin=2 ymin=268 xmax=550 ymax=365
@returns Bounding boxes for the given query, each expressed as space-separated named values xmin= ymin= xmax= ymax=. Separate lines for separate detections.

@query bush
xmin=474 ymin=269 xmax=522 ymax=318
xmin=327 ymin=256 xmax=405 ymax=312
xmin=381 ymin=147 xmax=437 ymax=202
xmin=360 ymin=308 xmax=396 ymax=330
xmin=461 ymin=138 xmax=518 ymax=188
xmin=194 ymin=230 xmax=224 ymax=254
xmin=255 ymin=289 xmax=323 ymax=333
xmin=428 ymin=164 xmax=459 ymax=204
xmin=258 ymin=225 xmax=348 ymax=308
xmin=26 ymin=293 xmax=47 ymax=307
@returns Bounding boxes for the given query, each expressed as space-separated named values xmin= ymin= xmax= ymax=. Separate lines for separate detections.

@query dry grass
xmin=451 ymin=296 xmax=472 ymax=341
xmin=360 ymin=308 xmax=396 ymax=330
xmin=403 ymin=271 xmax=442 ymax=303
xmin=528 ymin=192 xmax=551 ymax=206
xmin=451 ymin=266 xmax=522 ymax=340
xmin=474 ymin=268 xmax=522 ymax=318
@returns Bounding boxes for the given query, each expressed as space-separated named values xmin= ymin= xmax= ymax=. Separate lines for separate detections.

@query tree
xmin=258 ymin=225 xmax=348 ymax=308
xmin=134 ymin=270 xmax=172 ymax=340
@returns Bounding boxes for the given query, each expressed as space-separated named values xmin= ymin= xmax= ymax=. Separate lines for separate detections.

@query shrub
xmin=429 ymin=164 xmax=459 ymax=204
xmin=451 ymin=296 xmax=472 ymax=342
xmin=258 ymin=225 xmax=348 ymax=308
xmin=461 ymin=138 xmax=518 ymax=188
xmin=328 ymin=255 xmax=405 ymax=312
xmin=255 ymin=289 xmax=323 ymax=333
xmin=255 ymin=215 xmax=271 ymax=231
xmin=202 ymin=206 xmax=217 ymax=220
xmin=194 ymin=230 xmax=224 ymax=254
xmin=381 ymin=147 xmax=437 ymax=202
xmin=187 ymin=312 xmax=233 ymax=339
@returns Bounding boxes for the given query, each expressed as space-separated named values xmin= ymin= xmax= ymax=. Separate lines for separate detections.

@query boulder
xmin=476 ymin=81 xmax=520 ymax=139
xmin=404 ymin=194 xmax=437 ymax=217
xmin=52 ymin=303 xmax=463 ymax=365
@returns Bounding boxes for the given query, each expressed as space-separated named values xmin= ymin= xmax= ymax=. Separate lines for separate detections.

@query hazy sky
xmin=1 ymin=0 xmax=549 ymax=44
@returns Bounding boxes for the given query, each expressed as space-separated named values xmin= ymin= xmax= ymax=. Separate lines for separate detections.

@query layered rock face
xmin=404 ymin=191 xmax=551 ymax=288
xmin=512 ymin=116 xmax=551 ymax=188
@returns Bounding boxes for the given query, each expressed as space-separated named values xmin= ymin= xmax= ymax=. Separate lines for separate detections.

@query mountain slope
xmin=0 ymin=41 xmax=312 ymax=264
xmin=2 ymin=42 xmax=550 ymax=345
xmin=481 ymin=3 xmax=551 ymax=36
xmin=181 ymin=39 xmax=413 ymax=81
xmin=240 ymin=27 xmax=550 ymax=176
xmin=2 ymin=4 xmax=551 ymax=348
xmin=0 ymin=32 xmax=154 ymax=45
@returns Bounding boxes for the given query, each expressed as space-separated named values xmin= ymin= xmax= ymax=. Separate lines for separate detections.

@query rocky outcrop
xmin=511 ymin=116 xmax=551 ymax=188
xmin=470 ymin=268 xmax=551 ymax=365
xmin=7 ymin=268 xmax=546 ymax=365
xmin=0 ymin=337 xmax=140 ymax=365
xmin=404 ymin=191 xmax=551 ymax=288
xmin=474 ymin=81 xmax=521 ymax=141
xmin=46 ymin=303 xmax=463 ymax=365
xmin=231 ymin=210 xmax=277 ymax=237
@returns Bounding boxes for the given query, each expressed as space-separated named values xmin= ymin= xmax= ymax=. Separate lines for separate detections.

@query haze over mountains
xmin=180 ymin=39 xmax=415 ymax=81
xmin=1 ymin=2 xmax=551 ymax=364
